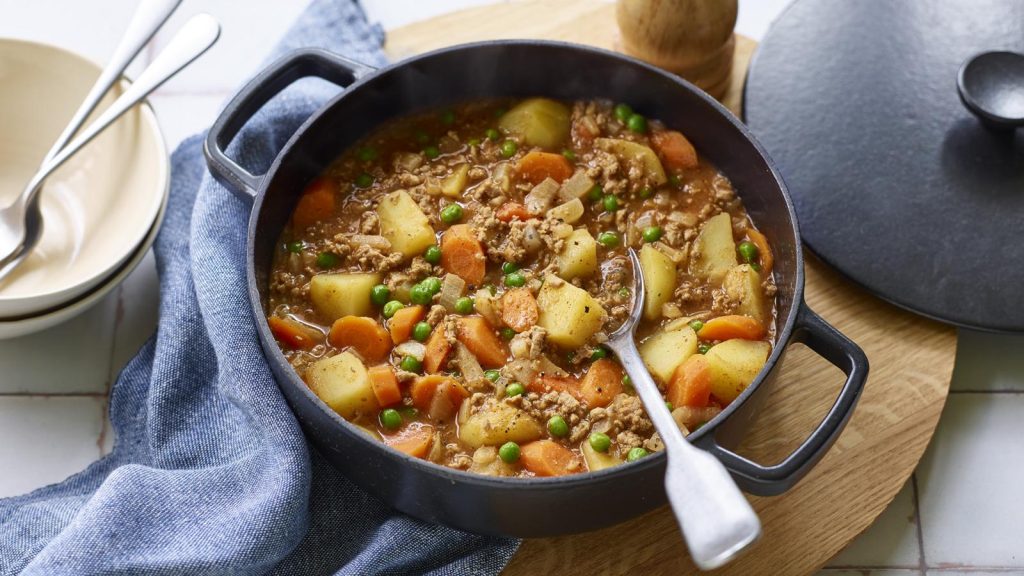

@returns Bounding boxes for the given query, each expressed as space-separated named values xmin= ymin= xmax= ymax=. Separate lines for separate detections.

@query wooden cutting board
xmin=386 ymin=3 xmax=957 ymax=574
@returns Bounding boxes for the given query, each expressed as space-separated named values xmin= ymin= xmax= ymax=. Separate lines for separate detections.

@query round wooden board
xmin=386 ymin=3 xmax=957 ymax=574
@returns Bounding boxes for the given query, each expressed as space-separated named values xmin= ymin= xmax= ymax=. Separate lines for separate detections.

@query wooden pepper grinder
xmin=617 ymin=0 xmax=738 ymax=100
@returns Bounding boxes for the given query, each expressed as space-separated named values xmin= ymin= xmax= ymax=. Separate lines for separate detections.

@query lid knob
xmin=957 ymin=51 xmax=1024 ymax=130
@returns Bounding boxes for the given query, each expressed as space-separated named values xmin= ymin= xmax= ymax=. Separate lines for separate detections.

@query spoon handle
xmin=43 ymin=0 xmax=183 ymax=164
xmin=611 ymin=338 xmax=761 ymax=570
xmin=23 ymin=14 xmax=221 ymax=205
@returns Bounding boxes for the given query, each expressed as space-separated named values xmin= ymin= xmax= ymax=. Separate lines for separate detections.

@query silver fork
xmin=603 ymin=249 xmax=761 ymax=570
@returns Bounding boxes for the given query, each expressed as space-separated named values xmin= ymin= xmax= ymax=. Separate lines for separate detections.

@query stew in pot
xmin=266 ymin=97 xmax=777 ymax=477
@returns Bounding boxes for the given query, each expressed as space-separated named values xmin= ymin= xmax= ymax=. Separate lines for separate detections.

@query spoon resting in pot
xmin=603 ymin=248 xmax=761 ymax=570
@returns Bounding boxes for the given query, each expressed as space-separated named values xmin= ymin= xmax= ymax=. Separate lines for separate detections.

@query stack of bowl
xmin=0 ymin=39 xmax=169 ymax=339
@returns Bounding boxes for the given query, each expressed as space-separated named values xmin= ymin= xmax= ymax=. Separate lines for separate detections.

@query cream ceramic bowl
xmin=0 ymin=38 xmax=168 ymax=317
xmin=0 ymin=184 xmax=165 ymax=340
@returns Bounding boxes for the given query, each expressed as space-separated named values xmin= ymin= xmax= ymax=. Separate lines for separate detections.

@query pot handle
xmin=702 ymin=305 xmax=869 ymax=496
xmin=203 ymin=49 xmax=375 ymax=201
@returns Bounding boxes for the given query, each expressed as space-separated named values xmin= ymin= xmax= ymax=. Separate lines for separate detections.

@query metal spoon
xmin=603 ymin=249 xmax=761 ymax=570
xmin=0 ymin=13 xmax=221 ymax=283
xmin=957 ymin=50 xmax=1024 ymax=130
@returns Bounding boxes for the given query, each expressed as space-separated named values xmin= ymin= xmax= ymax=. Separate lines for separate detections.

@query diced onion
xmin=548 ymin=198 xmax=584 ymax=224
xmin=439 ymin=273 xmax=466 ymax=312
xmin=524 ymin=178 xmax=559 ymax=215
xmin=394 ymin=341 xmax=426 ymax=361
xmin=558 ymin=170 xmax=594 ymax=201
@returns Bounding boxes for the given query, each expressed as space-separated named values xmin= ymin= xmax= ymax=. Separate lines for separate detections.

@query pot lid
xmin=744 ymin=0 xmax=1024 ymax=332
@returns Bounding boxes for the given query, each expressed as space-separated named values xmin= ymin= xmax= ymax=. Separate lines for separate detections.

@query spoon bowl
xmin=957 ymin=50 xmax=1024 ymax=129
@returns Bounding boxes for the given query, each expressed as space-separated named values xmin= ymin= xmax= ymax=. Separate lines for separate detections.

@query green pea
xmin=400 ymin=355 xmax=422 ymax=373
xmin=354 ymin=173 xmax=374 ymax=188
xmin=589 ymin=432 xmax=611 ymax=453
xmin=440 ymin=203 xmax=464 ymax=224
xmin=412 ymin=321 xmax=432 ymax=342
xmin=423 ymin=145 xmax=441 ymax=160
xmin=316 ymin=252 xmax=339 ymax=268
xmin=547 ymin=415 xmax=569 ymax=438
xmin=597 ymin=231 xmax=620 ymax=249
xmin=357 ymin=146 xmax=377 ymax=162
xmin=668 ymin=174 xmax=682 ymax=186
xmin=414 ymin=130 xmax=430 ymax=145
xmin=500 ymin=327 xmax=516 ymax=340
xmin=588 ymin=185 xmax=604 ymax=202
xmin=454 ymin=297 xmax=474 ymax=314
xmin=505 ymin=382 xmax=525 ymax=397
xmin=623 ymin=374 xmax=632 ymax=388
xmin=617 ymin=287 xmax=630 ymax=298
xmin=590 ymin=346 xmax=608 ymax=361
xmin=484 ymin=369 xmax=501 ymax=382
xmin=370 ymin=284 xmax=391 ymax=306
xmin=379 ymin=408 xmax=402 ymax=430
xmin=738 ymin=241 xmax=759 ymax=264
xmin=286 ymin=241 xmax=304 ymax=253
xmin=467 ymin=138 xmax=481 ymax=147
xmin=485 ymin=128 xmax=500 ymax=141
xmin=642 ymin=226 xmax=663 ymax=243
xmin=440 ymin=109 xmax=455 ymax=125
xmin=424 ymin=245 xmax=442 ymax=264
xmin=409 ymin=284 xmax=433 ymax=306
xmin=382 ymin=300 xmax=404 ymax=319
xmin=501 ymin=261 xmax=519 ymax=275
xmin=639 ymin=186 xmax=653 ymax=199
xmin=626 ymin=447 xmax=649 ymax=462
xmin=627 ymin=113 xmax=647 ymax=133
xmin=602 ymin=195 xmax=619 ymax=212
xmin=698 ymin=343 xmax=712 ymax=355
xmin=688 ymin=319 xmax=705 ymax=333
xmin=498 ymin=441 xmax=520 ymax=463
xmin=504 ymin=271 xmax=526 ymax=287
xmin=423 ymin=277 xmax=442 ymax=294
xmin=614 ymin=103 xmax=633 ymax=122
xmin=666 ymin=401 xmax=674 ymax=411
xmin=562 ymin=149 xmax=576 ymax=161
xmin=500 ymin=139 xmax=518 ymax=158
xmin=751 ymin=263 xmax=763 ymax=273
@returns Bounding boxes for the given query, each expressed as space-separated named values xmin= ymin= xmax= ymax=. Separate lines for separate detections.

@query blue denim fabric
xmin=0 ymin=1 xmax=520 ymax=573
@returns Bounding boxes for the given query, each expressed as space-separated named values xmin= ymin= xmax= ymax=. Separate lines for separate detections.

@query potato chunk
xmin=582 ymin=440 xmax=623 ymax=472
xmin=459 ymin=401 xmax=544 ymax=448
xmin=537 ymin=276 xmax=607 ymax=348
xmin=705 ymin=339 xmax=771 ymax=404
xmin=377 ymin=189 xmax=436 ymax=258
xmin=639 ymin=244 xmax=677 ymax=321
xmin=595 ymin=138 xmax=667 ymax=185
xmin=690 ymin=213 xmax=737 ymax=282
xmin=310 ymin=273 xmax=381 ymax=321
xmin=639 ymin=327 xmax=698 ymax=383
xmin=441 ymin=163 xmax=469 ymax=198
xmin=557 ymin=228 xmax=598 ymax=280
xmin=306 ymin=351 xmax=378 ymax=418
xmin=498 ymin=98 xmax=571 ymax=149
xmin=723 ymin=264 xmax=767 ymax=323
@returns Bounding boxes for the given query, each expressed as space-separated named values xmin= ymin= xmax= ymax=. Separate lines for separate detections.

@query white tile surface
xmin=917 ymin=395 xmax=1024 ymax=569
xmin=828 ymin=480 xmax=922 ymax=569
xmin=0 ymin=396 xmax=105 ymax=497
xmin=0 ymin=291 xmax=116 ymax=394
xmin=109 ymin=251 xmax=160 ymax=378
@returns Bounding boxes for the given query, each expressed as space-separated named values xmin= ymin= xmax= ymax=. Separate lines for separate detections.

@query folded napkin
xmin=0 ymin=1 xmax=519 ymax=573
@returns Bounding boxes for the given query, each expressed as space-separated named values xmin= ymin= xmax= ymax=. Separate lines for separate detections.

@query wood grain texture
xmin=386 ymin=4 xmax=956 ymax=573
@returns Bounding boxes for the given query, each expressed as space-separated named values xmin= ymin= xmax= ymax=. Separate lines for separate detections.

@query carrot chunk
xmin=368 ymin=365 xmax=402 ymax=407
xmin=520 ymin=440 xmax=579 ymax=477
xmin=383 ymin=423 xmax=434 ymax=459
xmin=440 ymin=224 xmax=486 ymax=285
xmin=268 ymin=316 xmax=322 ymax=350
xmin=516 ymin=151 xmax=574 ymax=185
xmin=745 ymin=228 xmax=774 ymax=275
xmin=667 ymin=355 xmax=712 ymax=408
xmin=423 ymin=328 xmax=452 ymax=374
xmin=410 ymin=374 xmax=469 ymax=421
xmin=389 ymin=305 xmax=425 ymax=345
xmin=697 ymin=315 xmax=767 ymax=341
xmin=455 ymin=316 xmax=508 ymax=368
xmin=292 ymin=178 xmax=336 ymax=230
xmin=328 ymin=316 xmax=392 ymax=362
xmin=500 ymin=288 xmax=539 ymax=333
xmin=495 ymin=202 xmax=530 ymax=222
xmin=527 ymin=374 xmax=583 ymax=401
xmin=650 ymin=130 xmax=698 ymax=171
xmin=579 ymin=358 xmax=624 ymax=408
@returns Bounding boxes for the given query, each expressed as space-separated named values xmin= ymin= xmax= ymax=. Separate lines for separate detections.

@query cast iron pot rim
xmin=245 ymin=39 xmax=806 ymax=489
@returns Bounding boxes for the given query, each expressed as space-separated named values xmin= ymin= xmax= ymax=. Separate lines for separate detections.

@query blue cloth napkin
xmin=0 ymin=1 xmax=520 ymax=573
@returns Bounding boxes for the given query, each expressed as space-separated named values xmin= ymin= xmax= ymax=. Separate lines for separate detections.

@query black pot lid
xmin=744 ymin=0 xmax=1024 ymax=332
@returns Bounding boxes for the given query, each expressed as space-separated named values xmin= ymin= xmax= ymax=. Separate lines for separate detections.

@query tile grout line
xmin=912 ymin=472 xmax=928 ymax=575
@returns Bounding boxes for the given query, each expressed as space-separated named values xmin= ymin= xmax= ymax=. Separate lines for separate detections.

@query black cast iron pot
xmin=203 ymin=41 xmax=869 ymax=538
